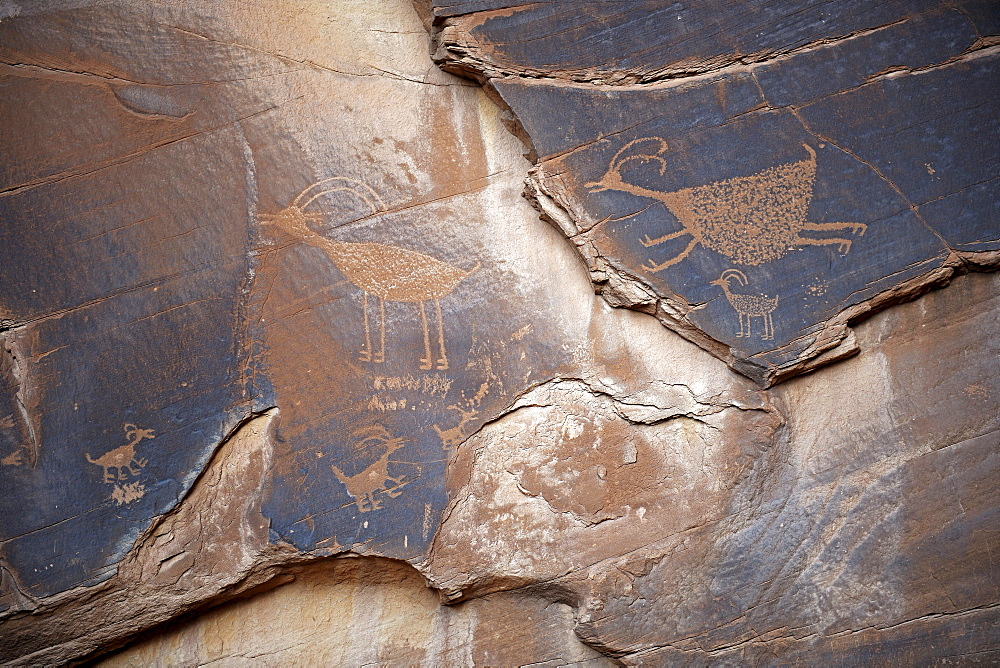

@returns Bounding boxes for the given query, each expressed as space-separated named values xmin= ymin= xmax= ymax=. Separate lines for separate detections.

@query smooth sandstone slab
xmin=432 ymin=0 xmax=1000 ymax=385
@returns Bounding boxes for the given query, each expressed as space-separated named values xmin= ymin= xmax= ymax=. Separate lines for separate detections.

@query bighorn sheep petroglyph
xmin=711 ymin=269 xmax=779 ymax=341
xmin=587 ymin=139 xmax=866 ymax=271
xmin=330 ymin=425 xmax=409 ymax=513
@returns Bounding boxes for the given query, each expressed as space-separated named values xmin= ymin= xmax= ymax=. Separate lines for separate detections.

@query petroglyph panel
xmin=2 ymin=0 xmax=999 ymax=665
xmin=434 ymin=0 xmax=1000 ymax=385
xmin=0 ymin=0 xmax=571 ymax=616
xmin=254 ymin=162 xmax=573 ymax=558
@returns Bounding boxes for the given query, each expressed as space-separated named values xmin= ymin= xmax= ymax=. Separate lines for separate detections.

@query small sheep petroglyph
xmin=711 ymin=269 xmax=779 ymax=340
xmin=86 ymin=424 xmax=155 ymax=483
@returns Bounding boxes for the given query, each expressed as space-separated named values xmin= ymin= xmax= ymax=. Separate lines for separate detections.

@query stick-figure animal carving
xmin=331 ymin=425 xmax=409 ymax=513
xmin=86 ymin=424 xmax=155 ymax=483
xmin=432 ymin=405 xmax=478 ymax=450
xmin=587 ymin=139 xmax=867 ymax=271
xmin=260 ymin=177 xmax=479 ymax=370
xmin=711 ymin=269 xmax=779 ymax=340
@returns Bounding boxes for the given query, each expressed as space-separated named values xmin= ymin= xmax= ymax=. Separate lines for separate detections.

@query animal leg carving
xmin=418 ymin=301 xmax=432 ymax=371
xmin=796 ymin=222 xmax=866 ymax=254
xmin=434 ymin=299 xmax=448 ymax=370
xmin=360 ymin=292 xmax=372 ymax=363
xmin=643 ymin=236 xmax=699 ymax=273
xmin=375 ymin=297 xmax=385 ymax=364
xmin=384 ymin=476 xmax=407 ymax=497
xmin=764 ymin=312 xmax=775 ymax=340
xmin=639 ymin=228 xmax=690 ymax=248
xmin=127 ymin=458 xmax=145 ymax=476
xmin=736 ymin=312 xmax=747 ymax=338
xmin=794 ymin=235 xmax=857 ymax=254
xmin=803 ymin=221 xmax=867 ymax=236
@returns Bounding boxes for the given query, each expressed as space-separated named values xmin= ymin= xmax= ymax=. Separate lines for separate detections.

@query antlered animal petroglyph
xmin=330 ymin=425 xmax=409 ymax=513
xmin=587 ymin=139 xmax=867 ymax=271
xmin=86 ymin=423 xmax=155 ymax=483
xmin=261 ymin=177 xmax=479 ymax=370
xmin=711 ymin=269 xmax=779 ymax=340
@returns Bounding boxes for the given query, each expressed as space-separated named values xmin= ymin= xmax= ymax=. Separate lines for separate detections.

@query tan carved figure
xmin=86 ymin=423 xmax=155 ymax=483
xmin=261 ymin=178 xmax=479 ymax=370
xmin=711 ymin=269 xmax=779 ymax=340
xmin=432 ymin=404 xmax=478 ymax=450
xmin=1 ymin=451 xmax=24 ymax=467
xmin=330 ymin=425 xmax=409 ymax=513
xmin=587 ymin=139 xmax=867 ymax=271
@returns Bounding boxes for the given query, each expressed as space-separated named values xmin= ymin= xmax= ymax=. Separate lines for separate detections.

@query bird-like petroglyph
xmin=261 ymin=177 xmax=479 ymax=370
xmin=587 ymin=139 xmax=867 ymax=271
xmin=86 ymin=424 xmax=155 ymax=505
xmin=330 ymin=425 xmax=409 ymax=513
xmin=711 ymin=269 xmax=779 ymax=340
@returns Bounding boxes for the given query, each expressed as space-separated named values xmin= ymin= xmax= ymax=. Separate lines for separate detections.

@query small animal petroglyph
xmin=86 ymin=423 xmax=155 ymax=483
xmin=260 ymin=177 xmax=479 ymax=370
xmin=711 ymin=269 xmax=779 ymax=340
xmin=331 ymin=425 xmax=409 ymax=513
xmin=432 ymin=404 xmax=479 ymax=450
xmin=587 ymin=139 xmax=867 ymax=271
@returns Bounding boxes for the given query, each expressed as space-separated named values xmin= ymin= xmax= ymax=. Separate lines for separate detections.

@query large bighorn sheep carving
xmin=587 ymin=139 xmax=866 ymax=271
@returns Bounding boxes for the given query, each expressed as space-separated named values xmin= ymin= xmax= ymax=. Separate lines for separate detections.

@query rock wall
xmin=0 ymin=0 xmax=997 ymax=665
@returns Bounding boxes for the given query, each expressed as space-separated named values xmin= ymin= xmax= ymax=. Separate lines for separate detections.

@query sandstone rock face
xmin=1 ymin=0 xmax=998 ymax=665
xmin=433 ymin=0 xmax=1000 ymax=385
xmin=101 ymin=557 xmax=612 ymax=667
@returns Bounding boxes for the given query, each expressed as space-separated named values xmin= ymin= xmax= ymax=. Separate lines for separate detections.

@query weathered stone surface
xmin=98 ymin=557 xmax=612 ymax=667
xmin=0 ymin=410 xmax=291 ymax=664
xmin=1 ymin=0 xmax=998 ymax=664
xmin=432 ymin=0 xmax=1000 ymax=385
xmin=426 ymin=271 xmax=1000 ymax=663
xmin=0 ymin=0 xmax=601 ymax=660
